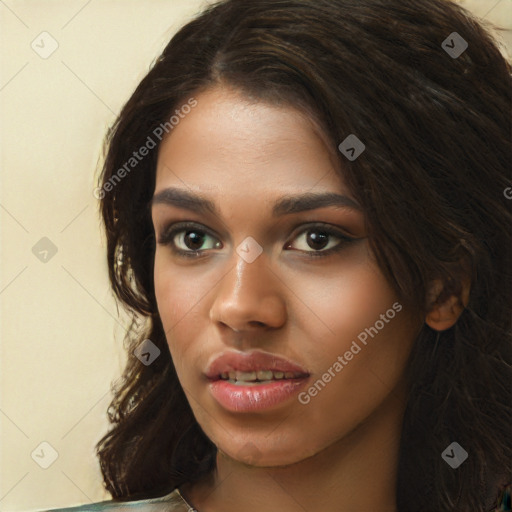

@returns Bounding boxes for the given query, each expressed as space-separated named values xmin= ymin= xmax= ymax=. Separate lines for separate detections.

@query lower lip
xmin=208 ymin=378 xmax=309 ymax=412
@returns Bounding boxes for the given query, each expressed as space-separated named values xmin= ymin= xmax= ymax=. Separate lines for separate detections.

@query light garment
xmin=36 ymin=483 xmax=512 ymax=511
xmin=37 ymin=489 xmax=196 ymax=512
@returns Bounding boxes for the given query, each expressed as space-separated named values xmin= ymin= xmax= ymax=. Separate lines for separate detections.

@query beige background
xmin=0 ymin=1 xmax=510 ymax=510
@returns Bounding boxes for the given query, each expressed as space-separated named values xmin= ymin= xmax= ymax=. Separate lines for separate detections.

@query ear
xmin=425 ymin=277 xmax=471 ymax=331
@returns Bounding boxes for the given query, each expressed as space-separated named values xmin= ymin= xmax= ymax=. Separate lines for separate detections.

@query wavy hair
xmin=94 ymin=0 xmax=512 ymax=510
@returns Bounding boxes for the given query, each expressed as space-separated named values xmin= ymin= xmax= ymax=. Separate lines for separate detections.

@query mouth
xmin=204 ymin=349 xmax=310 ymax=382
xmin=204 ymin=350 xmax=311 ymax=412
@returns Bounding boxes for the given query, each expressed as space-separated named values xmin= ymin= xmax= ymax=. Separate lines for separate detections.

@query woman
xmin=51 ymin=0 xmax=511 ymax=510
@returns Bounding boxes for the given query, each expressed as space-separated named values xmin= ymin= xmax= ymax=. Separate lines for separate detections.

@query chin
xmin=219 ymin=437 xmax=320 ymax=468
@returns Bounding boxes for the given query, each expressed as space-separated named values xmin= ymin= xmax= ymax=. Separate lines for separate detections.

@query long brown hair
xmin=95 ymin=1 xmax=512 ymax=510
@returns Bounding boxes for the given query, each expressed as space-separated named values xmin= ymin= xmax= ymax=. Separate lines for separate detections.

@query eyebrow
xmin=151 ymin=187 xmax=361 ymax=217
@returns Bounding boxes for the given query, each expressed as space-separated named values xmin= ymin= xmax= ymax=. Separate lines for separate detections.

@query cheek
xmin=154 ymin=252 xmax=224 ymax=382
xmin=298 ymin=261 xmax=416 ymax=411
xmin=154 ymin=252 xmax=208 ymax=322
xmin=154 ymin=263 xmax=180 ymax=320
xmin=302 ymin=258 xmax=400 ymax=343
xmin=153 ymin=254 xmax=201 ymax=362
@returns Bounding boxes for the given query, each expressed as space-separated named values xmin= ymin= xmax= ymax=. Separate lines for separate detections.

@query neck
xmin=182 ymin=384 xmax=407 ymax=512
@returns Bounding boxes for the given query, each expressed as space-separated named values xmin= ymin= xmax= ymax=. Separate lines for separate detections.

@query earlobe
xmin=425 ymin=294 xmax=465 ymax=331
xmin=425 ymin=277 xmax=470 ymax=332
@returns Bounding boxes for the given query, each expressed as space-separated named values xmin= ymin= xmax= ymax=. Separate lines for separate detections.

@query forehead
xmin=155 ymin=86 xmax=345 ymax=194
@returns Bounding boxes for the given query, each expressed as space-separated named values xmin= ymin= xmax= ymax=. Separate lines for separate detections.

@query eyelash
xmin=157 ymin=221 xmax=357 ymax=259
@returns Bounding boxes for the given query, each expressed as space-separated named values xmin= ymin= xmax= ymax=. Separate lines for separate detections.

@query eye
xmin=285 ymin=224 xmax=357 ymax=258
xmin=157 ymin=222 xmax=222 ymax=258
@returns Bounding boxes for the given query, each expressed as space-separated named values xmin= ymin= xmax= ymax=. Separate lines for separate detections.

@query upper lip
xmin=205 ymin=350 xmax=310 ymax=380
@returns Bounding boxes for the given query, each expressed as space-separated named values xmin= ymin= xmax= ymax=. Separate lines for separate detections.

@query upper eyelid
xmin=159 ymin=221 xmax=217 ymax=239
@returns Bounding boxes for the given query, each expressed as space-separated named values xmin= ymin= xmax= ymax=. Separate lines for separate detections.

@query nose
xmin=209 ymin=251 xmax=287 ymax=333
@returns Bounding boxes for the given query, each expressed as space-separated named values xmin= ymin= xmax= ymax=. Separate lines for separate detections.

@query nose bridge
xmin=210 ymin=248 xmax=286 ymax=330
xmin=225 ymin=250 xmax=273 ymax=307
xmin=235 ymin=250 xmax=269 ymax=294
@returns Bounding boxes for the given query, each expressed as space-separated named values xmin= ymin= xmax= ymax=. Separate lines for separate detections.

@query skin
xmin=151 ymin=85 xmax=428 ymax=512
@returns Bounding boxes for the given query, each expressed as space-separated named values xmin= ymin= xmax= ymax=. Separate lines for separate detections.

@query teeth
xmin=218 ymin=370 xmax=301 ymax=382
xmin=236 ymin=371 xmax=257 ymax=382
xmin=256 ymin=370 xmax=273 ymax=381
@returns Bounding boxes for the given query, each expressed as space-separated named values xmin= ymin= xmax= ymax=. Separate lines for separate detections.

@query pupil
xmin=307 ymin=230 xmax=329 ymax=250
xmin=185 ymin=231 xmax=204 ymax=250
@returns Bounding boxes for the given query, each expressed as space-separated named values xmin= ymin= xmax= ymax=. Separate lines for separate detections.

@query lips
xmin=205 ymin=350 xmax=310 ymax=381
xmin=205 ymin=350 xmax=311 ymax=412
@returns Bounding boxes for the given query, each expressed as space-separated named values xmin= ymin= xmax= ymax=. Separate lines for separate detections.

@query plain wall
xmin=0 ymin=0 xmax=510 ymax=510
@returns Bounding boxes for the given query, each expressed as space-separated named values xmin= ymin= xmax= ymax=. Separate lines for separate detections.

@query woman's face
xmin=152 ymin=86 xmax=420 ymax=466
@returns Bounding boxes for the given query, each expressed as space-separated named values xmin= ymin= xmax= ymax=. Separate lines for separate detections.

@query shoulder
xmin=38 ymin=489 xmax=192 ymax=512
